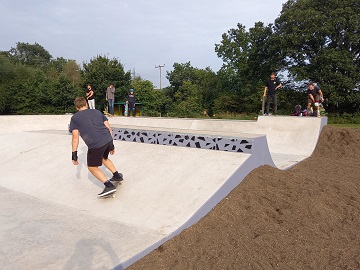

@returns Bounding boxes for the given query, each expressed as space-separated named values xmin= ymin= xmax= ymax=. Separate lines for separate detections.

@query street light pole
xmin=155 ymin=64 xmax=165 ymax=89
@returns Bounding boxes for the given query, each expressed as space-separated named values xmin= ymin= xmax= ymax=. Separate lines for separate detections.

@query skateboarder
xmin=69 ymin=97 xmax=123 ymax=198
xmin=307 ymin=82 xmax=324 ymax=117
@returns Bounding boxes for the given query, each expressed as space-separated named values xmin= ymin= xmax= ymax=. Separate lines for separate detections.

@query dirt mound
xmin=129 ymin=125 xmax=360 ymax=270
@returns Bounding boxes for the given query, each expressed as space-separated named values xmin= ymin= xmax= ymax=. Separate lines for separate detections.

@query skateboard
xmin=103 ymin=104 xmax=113 ymax=117
xmin=124 ymin=103 xmax=129 ymax=116
xmin=261 ymin=95 xmax=266 ymax=115
xmin=98 ymin=180 xmax=122 ymax=199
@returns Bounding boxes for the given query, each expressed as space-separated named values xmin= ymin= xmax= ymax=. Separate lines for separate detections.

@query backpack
xmin=291 ymin=105 xmax=302 ymax=116
xmin=301 ymin=109 xmax=309 ymax=116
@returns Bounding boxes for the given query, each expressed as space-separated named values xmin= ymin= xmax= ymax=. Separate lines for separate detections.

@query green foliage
xmin=215 ymin=23 xmax=281 ymax=95
xmin=82 ymin=55 xmax=132 ymax=110
xmin=213 ymin=93 xmax=242 ymax=114
xmin=169 ymin=81 xmax=203 ymax=117
xmin=166 ymin=62 xmax=220 ymax=117
xmin=328 ymin=113 xmax=360 ymax=125
xmin=8 ymin=42 xmax=52 ymax=68
xmin=274 ymin=0 xmax=360 ymax=111
xmin=214 ymin=22 xmax=286 ymax=115
xmin=0 ymin=44 xmax=83 ymax=114
xmin=130 ymin=78 xmax=170 ymax=116
xmin=215 ymin=24 xmax=251 ymax=94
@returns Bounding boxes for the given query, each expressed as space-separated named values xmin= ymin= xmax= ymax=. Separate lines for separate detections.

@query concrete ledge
xmin=113 ymin=126 xmax=256 ymax=154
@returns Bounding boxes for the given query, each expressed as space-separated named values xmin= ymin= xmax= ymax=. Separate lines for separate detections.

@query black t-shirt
xmin=86 ymin=89 xmax=95 ymax=100
xmin=307 ymin=85 xmax=321 ymax=96
xmin=265 ymin=78 xmax=281 ymax=95
xmin=69 ymin=109 xmax=112 ymax=149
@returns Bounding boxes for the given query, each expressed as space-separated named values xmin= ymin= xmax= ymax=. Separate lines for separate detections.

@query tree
xmin=215 ymin=24 xmax=251 ymax=96
xmin=274 ymin=0 xmax=360 ymax=113
xmin=131 ymin=77 xmax=170 ymax=116
xmin=166 ymin=62 xmax=219 ymax=117
xmin=0 ymin=44 xmax=83 ymax=114
xmin=0 ymin=55 xmax=15 ymax=113
xmin=8 ymin=42 xmax=52 ymax=68
xmin=62 ymin=60 xmax=81 ymax=87
xmin=82 ymin=55 xmax=132 ymax=109
xmin=215 ymin=23 xmax=283 ymax=113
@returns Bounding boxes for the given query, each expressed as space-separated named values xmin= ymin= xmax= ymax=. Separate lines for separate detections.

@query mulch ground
xmin=129 ymin=125 xmax=360 ymax=270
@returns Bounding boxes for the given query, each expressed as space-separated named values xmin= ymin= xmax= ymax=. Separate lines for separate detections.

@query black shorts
xmin=87 ymin=141 xmax=113 ymax=167
xmin=308 ymin=94 xmax=320 ymax=103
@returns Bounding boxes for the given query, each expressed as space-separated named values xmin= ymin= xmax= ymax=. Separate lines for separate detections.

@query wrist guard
xmin=72 ymin=151 xmax=78 ymax=161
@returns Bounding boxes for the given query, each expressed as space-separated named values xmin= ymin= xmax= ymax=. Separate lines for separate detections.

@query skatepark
xmin=0 ymin=115 xmax=327 ymax=269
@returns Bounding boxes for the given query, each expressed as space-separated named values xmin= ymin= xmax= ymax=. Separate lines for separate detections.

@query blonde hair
xmin=74 ymin=97 xmax=87 ymax=109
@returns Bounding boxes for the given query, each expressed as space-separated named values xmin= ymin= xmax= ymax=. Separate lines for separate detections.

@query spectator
xmin=126 ymin=88 xmax=136 ymax=117
xmin=106 ymin=83 xmax=115 ymax=115
xmin=86 ymin=84 xmax=95 ymax=109
xmin=263 ymin=72 xmax=282 ymax=115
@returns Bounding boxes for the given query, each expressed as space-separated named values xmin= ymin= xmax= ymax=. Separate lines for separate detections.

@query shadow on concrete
xmin=63 ymin=238 xmax=121 ymax=270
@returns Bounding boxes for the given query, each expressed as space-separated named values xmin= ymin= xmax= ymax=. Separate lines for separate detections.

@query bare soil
xmin=129 ymin=125 xmax=360 ymax=270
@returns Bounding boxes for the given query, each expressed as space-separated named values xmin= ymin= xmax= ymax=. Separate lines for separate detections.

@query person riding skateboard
xmin=69 ymin=97 xmax=123 ymax=197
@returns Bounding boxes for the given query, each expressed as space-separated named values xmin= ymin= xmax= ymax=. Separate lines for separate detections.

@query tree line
xmin=0 ymin=0 xmax=359 ymax=117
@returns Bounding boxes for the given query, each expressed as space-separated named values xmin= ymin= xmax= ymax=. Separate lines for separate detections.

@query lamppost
xmin=155 ymin=64 xmax=165 ymax=89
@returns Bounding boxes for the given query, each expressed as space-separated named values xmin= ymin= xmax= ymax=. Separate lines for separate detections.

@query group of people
xmin=73 ymin=75 xmax=324 ymax=198
xmin=85 ymin=84 xmax=137 ymax=117
xmin=263 ymin=72 xmax=325 ymax=117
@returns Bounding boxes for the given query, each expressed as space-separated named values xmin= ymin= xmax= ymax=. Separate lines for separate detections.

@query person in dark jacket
xmin=126 ymin=88 xmax=136 ymax=117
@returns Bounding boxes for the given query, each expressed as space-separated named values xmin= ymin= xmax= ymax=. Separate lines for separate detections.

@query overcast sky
xmin=0 ymin=0 xmax=285 ymax=88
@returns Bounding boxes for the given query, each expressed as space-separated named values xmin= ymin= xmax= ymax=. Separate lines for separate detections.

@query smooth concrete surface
xmin=109 ymin=115 xmax=327 ymax=169
xmin=0 ymin=115 xmax=327 ymax=269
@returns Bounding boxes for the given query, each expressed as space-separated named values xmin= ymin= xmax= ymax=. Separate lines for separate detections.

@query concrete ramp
xmin=0 ymin=115 xmax=326 ymax=269
xmin=109 ymin=115 xmax=327 ymax=169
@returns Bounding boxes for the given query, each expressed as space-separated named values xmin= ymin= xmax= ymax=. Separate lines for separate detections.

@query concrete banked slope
xmin=0 ymin=115 xmax=327 ymax=269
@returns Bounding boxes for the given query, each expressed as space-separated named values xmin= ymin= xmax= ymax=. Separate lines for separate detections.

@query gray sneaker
xmin=98 ymin=186 xmax=116 ymax=198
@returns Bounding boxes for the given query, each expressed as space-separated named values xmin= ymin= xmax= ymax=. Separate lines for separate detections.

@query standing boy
xmin=126 ymin=88 xmax=136 ymax=117
xmin=263 ymin=72 xmax=282 ymax=115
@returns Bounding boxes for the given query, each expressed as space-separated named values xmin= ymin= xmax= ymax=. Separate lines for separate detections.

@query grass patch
xmin=328 ymin=123 xmax=360 ymax=129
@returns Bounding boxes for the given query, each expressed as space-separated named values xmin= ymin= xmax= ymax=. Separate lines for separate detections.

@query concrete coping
xmin=111 ymin=124 xmax=264 ymax=154
xmin=111 ymin=124 xmax=263 ymax=140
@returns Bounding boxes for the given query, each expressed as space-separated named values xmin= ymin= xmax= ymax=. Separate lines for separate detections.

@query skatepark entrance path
xmin=0 ymin=115 xmax=327 ymax=269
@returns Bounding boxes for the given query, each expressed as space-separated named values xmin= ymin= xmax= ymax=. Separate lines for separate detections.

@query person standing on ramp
xmin=263 ymin=72 xmax=282 ymax=115
xmin=69 ymin=97 xmax=123 ymax=197
xmin=126 ymin=88 xmax=137 ymax=117
xmin=106 ymin=83 xmax=116 ymax=115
